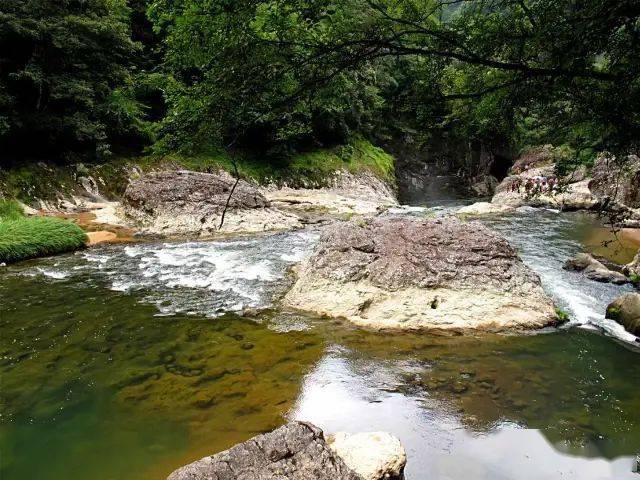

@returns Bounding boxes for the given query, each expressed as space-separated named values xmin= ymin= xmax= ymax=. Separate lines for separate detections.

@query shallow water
xmin=1 ymin=208 xmax=639 ymax=479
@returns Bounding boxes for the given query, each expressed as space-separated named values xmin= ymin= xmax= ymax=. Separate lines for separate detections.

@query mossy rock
xmin=605 ymin=293 xmax=640 ymax=336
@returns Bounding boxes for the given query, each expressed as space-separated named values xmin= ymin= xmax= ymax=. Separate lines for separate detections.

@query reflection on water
xmin=291 ymin=328 xmax=640 ymax=479
xmin=1 ymin=211 xmax=639 ymax=480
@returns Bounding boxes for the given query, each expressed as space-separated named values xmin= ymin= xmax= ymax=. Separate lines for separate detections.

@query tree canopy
xmin=1 ymin=0 xmax=639 ymax=166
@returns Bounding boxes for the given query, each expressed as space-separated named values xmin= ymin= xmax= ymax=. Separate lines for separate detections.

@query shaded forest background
xmin=1 ymin=0 xmax=638 ymax=177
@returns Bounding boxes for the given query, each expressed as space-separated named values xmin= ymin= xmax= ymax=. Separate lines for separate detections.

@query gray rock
xmin=589 ymin=154 xmax=640 ymax=209
xmin=563 ymin=253 xmax=629 ymax=285
xmin=123 ymin=170 xmax=301 ymax=235
xmin=284 ymin=217 xmax=557 ymax=332
xmin=124 ymin=170 xmax=268 ymax=216
xmin=167 ymin=422 xmax=361 ymax=480
xmin=606 ymin=293 xmax=640 ymax=336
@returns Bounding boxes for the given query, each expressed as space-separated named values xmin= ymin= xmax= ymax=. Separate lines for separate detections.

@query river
xmin=1 ymin=203 xmax=638 ymax=479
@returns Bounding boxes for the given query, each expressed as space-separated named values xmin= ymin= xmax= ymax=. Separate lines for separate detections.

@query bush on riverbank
xmin=0 ymin=211 xmax=88 ymax=264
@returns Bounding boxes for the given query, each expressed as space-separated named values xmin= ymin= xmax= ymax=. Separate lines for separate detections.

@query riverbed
xmin=1 ymin=205 xmax=638 ymax=479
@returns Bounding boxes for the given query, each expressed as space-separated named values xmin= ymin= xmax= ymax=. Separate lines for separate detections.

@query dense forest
xmin=1 ymin=0 xmax=639 ymax=173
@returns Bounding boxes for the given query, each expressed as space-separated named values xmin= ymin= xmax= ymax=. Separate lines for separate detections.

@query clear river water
xmin=1 ymin=204 xmax=639 ymax=480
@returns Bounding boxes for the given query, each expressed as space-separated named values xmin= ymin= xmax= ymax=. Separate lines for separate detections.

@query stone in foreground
xmin=167 ymin=422 xmax=361 ymax=480
xmin=284 ymin=217 xmax=557 ymax=332
xmin=327 ymin=432 xmax=406 ymax=480
xmin=606 ymin=293 xmax=640 ymax=337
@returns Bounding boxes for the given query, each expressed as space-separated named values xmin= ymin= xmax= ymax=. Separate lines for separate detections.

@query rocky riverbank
xmin=459 ymin=146 xmax=640 ymax=227
xmin=121 ymin=169 xmax=398 ymax=237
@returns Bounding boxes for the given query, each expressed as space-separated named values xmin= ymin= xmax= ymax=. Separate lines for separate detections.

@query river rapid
xmin=1 ymin=203 xmax=639 ymax=480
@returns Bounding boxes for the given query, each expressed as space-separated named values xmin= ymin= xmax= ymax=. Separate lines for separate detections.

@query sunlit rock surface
xmin=563 ymin=252 xmax=630 ymax=285
xmin=284 ymin=217 xmax=557 ymax=332
xmin=327 ymin=432 xmax=406 ymax=480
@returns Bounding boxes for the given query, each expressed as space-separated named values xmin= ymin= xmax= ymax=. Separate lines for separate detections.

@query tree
xmin=0 ymin=0 xmax=145 ymax=163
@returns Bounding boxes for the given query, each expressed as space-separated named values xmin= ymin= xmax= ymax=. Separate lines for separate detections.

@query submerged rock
xmin=166 ymin=422 xmax=404 ymax=480
xmin=124 ymin=170 xmax=301 ymax=235
xmin=327 ymin=432 xmax=406 ymax=480
xmin=606 ymin=293 xmax=640 ymax=336
xmin=563 ymin=253 xmax=629 ymax=285
xmin=284 ymin=217 xmax=557 ymax=332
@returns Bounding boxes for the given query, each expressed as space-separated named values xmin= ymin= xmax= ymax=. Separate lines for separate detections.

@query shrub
xmin=0 ymin=217 xmax=88 ymax=264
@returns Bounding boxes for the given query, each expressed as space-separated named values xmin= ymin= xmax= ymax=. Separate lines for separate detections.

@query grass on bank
xmin=145 ymin=137 xmax=396 ymax=186
xmin=0 ymin=200 xmax=88 ymax=264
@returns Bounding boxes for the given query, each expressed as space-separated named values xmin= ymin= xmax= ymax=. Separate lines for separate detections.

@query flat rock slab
xmin=85 ymin=231 xmax=118 ymax=245
xmin=167 ymin=422 xmax=361 ymax=480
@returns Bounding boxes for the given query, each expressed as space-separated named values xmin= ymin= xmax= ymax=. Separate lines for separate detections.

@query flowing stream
xmin=1 ymin=204 xmax=639 ymax=480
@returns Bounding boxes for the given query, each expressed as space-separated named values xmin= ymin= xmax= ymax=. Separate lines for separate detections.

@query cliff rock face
xmin=167 ymin=422 xmax=361 ymax=480
xmin=589 ymin=154 xmax=640 ymax=209
xmin=124 ymin=170 xmax=300 ymax=235
xmin=490 ymin=148 xmax=640 ymax=225
xmin=284 ymin=217 xmax=557 ymax=332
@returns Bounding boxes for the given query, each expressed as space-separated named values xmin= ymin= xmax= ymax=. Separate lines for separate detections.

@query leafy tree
xmin=151 ymin=0 xmax=639 ymax=163
xmin=0 ymin=0 xmax=147 ymax=163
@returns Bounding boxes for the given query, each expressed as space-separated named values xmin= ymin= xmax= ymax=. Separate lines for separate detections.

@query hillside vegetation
xmin=1 ymin=0 xmax=637 ymax=174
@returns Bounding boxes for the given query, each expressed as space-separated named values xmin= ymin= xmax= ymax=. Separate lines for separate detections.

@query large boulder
xmin=327 ymin=432 xmax=406 ymax=480
xmin=563 ymin=253 xmax=629 ymax=285
xmin=124 ymin=170 xmax=300 ymax=235
xmin=167 ymin=422 xmax=361 ymax=480
xmin=284 ymin=217 xmax=558 ymax=332
xmin=605 ymin=293 xmax=640 ymax=336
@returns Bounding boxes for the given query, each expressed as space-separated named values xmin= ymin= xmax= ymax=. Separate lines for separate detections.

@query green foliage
xmin=0 ymin=217 xmax=87 ymax=264
xmin=606 ymin=306 xmax=621 ymax=319
xmin=0 ymin=0 xmax=148 ymax=161
xmin=0 ymin=199 xmax=24 ymax=221
xmin=555 ymin=308 xmax=570 ymax=322
xmin=2 ymin=0 xmax=639 ymax=175
xmin=143 ymin=137 xmax=395 ymax=185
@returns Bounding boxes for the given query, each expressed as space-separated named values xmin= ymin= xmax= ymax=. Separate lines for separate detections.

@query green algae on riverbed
xmin=1 ymin=267 xmax=639 ymax=480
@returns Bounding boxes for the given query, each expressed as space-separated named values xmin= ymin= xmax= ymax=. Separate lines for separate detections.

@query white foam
xmin=36 ymin=268 xmax=70 ymax=279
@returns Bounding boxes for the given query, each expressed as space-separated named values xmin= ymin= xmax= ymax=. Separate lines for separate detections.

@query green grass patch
xmin=0 ymin=217 xmax=88 ymax=264
xmin=0 ymin=199 xmax=25 ymax=221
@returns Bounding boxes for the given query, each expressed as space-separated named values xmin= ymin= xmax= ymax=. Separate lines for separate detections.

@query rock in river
xmin=563 ymin=253 xmax=629 ymax=285
xmin=124 ymin=170 xmax=301 ymax=235
xmin=605 ymin=293 xmax=640 ymax=336
xmin=166 ymin=421 xmax=402 ymax=480
xmin=283 ymin=217 xmax=558 ymax=332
